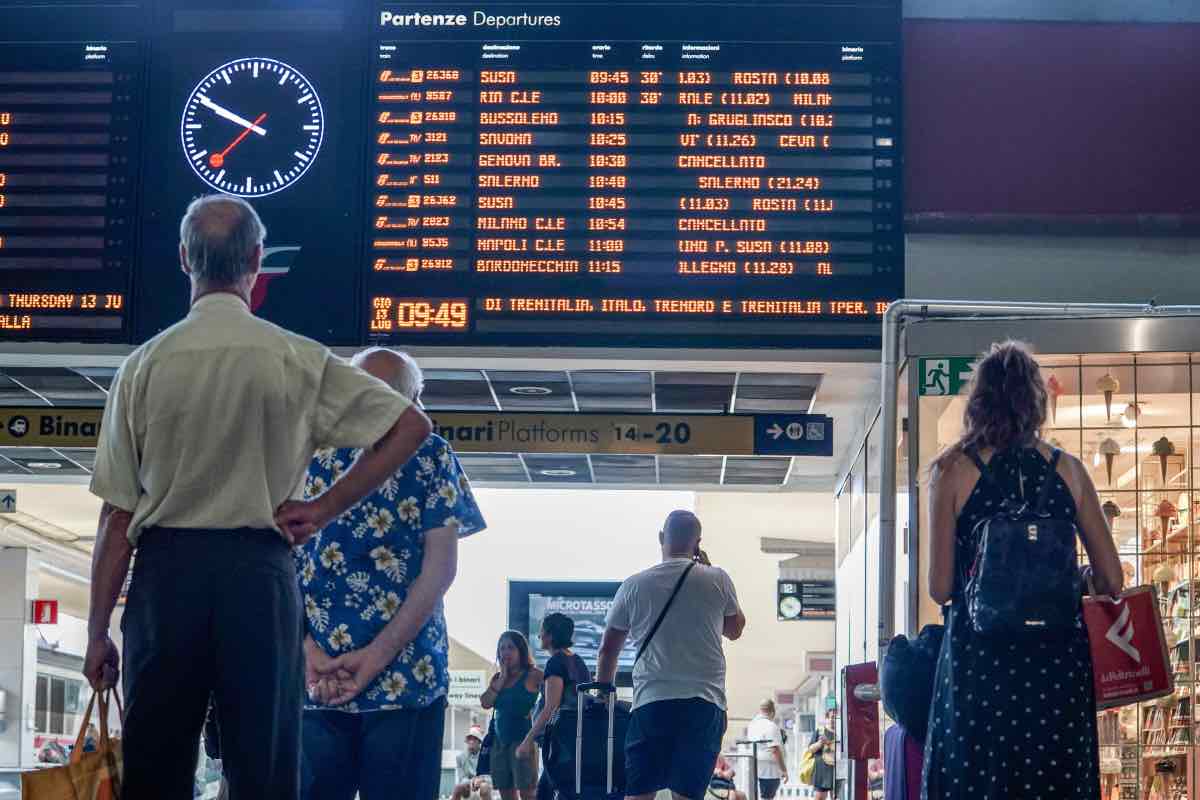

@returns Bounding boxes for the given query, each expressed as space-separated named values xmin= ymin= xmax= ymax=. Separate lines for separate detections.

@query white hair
xmin=355 ymin=347 xmax=424 ymax=401
xmin=179 ymin=195 xmax=266 ymax=285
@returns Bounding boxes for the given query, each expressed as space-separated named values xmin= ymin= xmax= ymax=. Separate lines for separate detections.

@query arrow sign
xmin=752 ymin=415 xmax=833 ymax=456
xmin=0 ymin=489 xmax=16 ymax=513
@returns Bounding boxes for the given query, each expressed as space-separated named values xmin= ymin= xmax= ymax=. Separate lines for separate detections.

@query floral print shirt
xmin=296 ymin=434 xmax=486 ymax=712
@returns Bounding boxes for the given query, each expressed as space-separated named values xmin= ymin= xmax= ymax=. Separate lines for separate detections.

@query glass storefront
xmin=917 ymin=353 xmax=1200 ymax=800
xmin=836 ymin=314 xmax=1200 ymax=800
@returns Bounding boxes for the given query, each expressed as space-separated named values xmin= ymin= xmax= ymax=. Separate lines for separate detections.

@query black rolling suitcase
xmin=545 ymin=681 xmax=628 ymax=800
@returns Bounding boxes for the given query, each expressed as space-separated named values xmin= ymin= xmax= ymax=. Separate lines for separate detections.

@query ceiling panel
xmin=723 ymin=456 xmax=792 ymax=485
xmin=524 ymin=454 xmax=592 ymax=484
xmin=733 ymin=373 xmax=822 ymax=413
xmin=654 ymin=372 xmax=735 ymax=413
xmin=591 ymin=454 xmax=657 ymax=484
xmin=4 ymin=367 xmax=107 ymax=406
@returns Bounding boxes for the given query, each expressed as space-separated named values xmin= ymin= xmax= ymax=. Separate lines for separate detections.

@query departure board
xmin=0 ymin=0 xmax=900 ymax=349
xmin=365 ymin=4 xmax=901 ymax=347
xmin=0 ymin=40 xmax=140 ymax=341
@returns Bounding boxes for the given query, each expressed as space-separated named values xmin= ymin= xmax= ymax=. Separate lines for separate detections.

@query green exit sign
xmin=917 ymin=357 xmax=975 ymax=396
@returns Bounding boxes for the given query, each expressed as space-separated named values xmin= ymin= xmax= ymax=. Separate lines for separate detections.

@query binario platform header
xmin=0 ymin=0 xmax=901 ymax=349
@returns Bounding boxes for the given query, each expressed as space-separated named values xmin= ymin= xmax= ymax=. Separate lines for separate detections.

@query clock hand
xmin=208 ymin=112 xmax=267 ymax=168
xmin=199 ymin=95 xmax=268 ymax=136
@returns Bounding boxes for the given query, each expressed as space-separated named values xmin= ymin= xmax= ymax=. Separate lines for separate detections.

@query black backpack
xmin=881 ymin=624 xmax=945 ymax=742
xmin=964 ymin=448 xmax=1082 ymax=636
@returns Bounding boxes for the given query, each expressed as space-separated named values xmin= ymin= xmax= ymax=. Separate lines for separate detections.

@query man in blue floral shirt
xmin=297 ymin=348 xmax=486 ymax=800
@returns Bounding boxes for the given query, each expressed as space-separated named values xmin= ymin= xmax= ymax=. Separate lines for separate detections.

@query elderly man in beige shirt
xmin=84 ymin=194 xmax=432 ymax=800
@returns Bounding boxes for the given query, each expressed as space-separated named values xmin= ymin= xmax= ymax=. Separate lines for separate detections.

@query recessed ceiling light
xmin=510 ymin=386 xmax=553 ymax=396
xmin=27 ymin=462 xmax=62 ymax=469
xmin=539 ymin=468 xmax=577 ymax=477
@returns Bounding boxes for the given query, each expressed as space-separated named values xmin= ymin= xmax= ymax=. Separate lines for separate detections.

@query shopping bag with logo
xmin=1083 ymin=584 xmax=1173 ymax=710
xmin=22 ymin=688 xmax=123 ymax=799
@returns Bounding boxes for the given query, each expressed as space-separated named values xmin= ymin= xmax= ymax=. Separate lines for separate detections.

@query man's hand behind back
xmin=275 ymin=498 xmax=331 ymax=546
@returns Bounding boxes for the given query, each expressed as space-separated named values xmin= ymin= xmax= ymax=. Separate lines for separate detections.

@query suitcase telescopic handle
xmin=576 ymin=681 xmax=617 ymax=694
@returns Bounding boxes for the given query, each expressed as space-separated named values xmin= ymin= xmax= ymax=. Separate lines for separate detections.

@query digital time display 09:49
xmin=370 ymin=297 xmax=469 ymax=333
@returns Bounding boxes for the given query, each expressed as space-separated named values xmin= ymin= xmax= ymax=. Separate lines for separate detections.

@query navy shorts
xmin=626 ymin=698 xmax=725 ymax=800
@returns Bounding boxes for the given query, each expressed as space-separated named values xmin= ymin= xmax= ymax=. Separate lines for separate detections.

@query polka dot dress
xmin=921 ymin=448 xmax=1100 ymax=800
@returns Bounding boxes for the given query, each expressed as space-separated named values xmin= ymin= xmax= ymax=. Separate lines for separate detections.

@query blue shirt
xmin=296 ymin=434 xmax=486 ymax=712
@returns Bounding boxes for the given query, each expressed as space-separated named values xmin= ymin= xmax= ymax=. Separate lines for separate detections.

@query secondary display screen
xmin=0 ymin=32 xmax=141 ymax=341
xmin=0 ymin=0 xmax=901 ymax=348
xmin=528 ymin=593 xmax=636 ymax=674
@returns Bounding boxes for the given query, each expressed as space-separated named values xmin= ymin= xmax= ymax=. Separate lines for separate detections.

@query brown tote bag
xmin=22 ymin=688 xmax=123 ymax=800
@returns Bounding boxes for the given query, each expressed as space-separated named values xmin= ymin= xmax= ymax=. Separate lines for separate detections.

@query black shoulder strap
xmin=966 ymin=449 xmax=997 ymax=487
xmin=1033 ymin=447 xmax=1062 ymax=514
xmin=635 ymin=561 xmax=696 ymax=664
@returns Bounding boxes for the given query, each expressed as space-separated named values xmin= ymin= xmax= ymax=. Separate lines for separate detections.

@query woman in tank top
xmin=482 ymin=631 xmax=543 ymax=800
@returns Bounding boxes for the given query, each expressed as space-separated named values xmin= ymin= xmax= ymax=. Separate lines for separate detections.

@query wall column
xmin=0 ymin=547 xmax=38 ymax=769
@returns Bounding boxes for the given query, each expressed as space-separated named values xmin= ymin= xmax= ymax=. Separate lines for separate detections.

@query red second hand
xmin=209 ymin=112 xmax=267 ymax=168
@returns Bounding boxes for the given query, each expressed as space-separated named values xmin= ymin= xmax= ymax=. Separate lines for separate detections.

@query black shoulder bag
xmin=964 ymin=448 xmax=1082 ymax=636
xmin=636 ymin=561 xmax=697 ymax=663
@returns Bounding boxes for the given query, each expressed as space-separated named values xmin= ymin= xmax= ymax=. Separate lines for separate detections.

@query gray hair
xmin=355 ymin=347 xmax=424 ymax=401
xmin=179 ymin=195 xmax=267 ymax=285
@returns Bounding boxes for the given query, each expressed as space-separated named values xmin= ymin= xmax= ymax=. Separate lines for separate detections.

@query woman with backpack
xmin=924 ymin=341 xmax=1123 ymax=800
xmin=519 ymin=612 xmax=591 ymax=800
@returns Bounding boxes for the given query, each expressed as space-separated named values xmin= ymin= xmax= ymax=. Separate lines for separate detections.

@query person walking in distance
xmin=806 ymin=710 xmax=837 ymax=800
xmin=298 ymin=347 xmax=487 ymax=800
xmin=597 ymin=510 xmax=746 ymax=800
xmin=83 ymin=194 xmax=432 ymax=800
xmin=453 ymin=727 xmax=493 ymax=800
xmin=481 ymin=632 xmax=543 ymax=800
xmin=746 ymin=699 xmax=788 ymax=800
xmin=923 ymin=341 xmax=1122 ymax=800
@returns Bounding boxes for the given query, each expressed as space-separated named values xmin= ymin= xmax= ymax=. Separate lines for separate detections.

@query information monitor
xmin=366 ymin=3 xmax=901 ymax=347
xmin=0 ymin=0 xmax=901 ymax=349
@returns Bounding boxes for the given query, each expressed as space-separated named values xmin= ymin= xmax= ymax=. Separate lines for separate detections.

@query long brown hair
xmin=933 ymin=341 xmax=1047 ymax=470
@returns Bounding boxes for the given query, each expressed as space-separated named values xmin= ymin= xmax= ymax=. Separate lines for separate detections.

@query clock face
xmin=779 ymin=596 xmax=803 ymax=620
xmin=181 ymin=58 xmax=324 ymax=197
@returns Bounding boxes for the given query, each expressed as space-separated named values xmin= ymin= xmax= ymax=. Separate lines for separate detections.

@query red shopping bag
xmin=1083 ymin=585 xmax=1174 ymax=710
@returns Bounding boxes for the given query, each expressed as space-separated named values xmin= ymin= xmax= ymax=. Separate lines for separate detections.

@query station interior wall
xmin=693 ymin=492 xmax=836 ymax=735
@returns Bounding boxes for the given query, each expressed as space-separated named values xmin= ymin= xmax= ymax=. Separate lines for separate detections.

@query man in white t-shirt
xmin=597 ymin=510 xmax=746 ymax=800
xmin=745 ymin=699 xmax=788 ymax=799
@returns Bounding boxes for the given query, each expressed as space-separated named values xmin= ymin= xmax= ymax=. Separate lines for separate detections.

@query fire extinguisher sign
xmin=32 ymin=599 xmax=58 ymax=625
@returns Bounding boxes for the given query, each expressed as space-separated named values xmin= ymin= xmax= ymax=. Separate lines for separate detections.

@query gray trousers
xmin=121 ymin=527 xmax=303 ymax=799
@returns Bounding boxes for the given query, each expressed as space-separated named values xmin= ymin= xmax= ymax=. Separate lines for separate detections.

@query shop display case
xmin=1035 ymin=354 xmax=1200 ymax=800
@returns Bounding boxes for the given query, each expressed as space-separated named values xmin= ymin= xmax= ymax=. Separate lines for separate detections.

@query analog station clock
xmin=181 ymin=57 xmax=324 ymax=197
